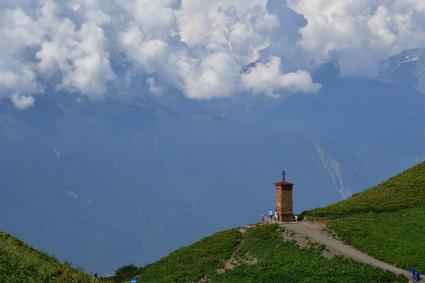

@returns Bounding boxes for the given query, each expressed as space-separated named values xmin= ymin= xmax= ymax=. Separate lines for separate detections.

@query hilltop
xmin=0 ymin=231 xmax=95 ymax=282
xmin=107 ymin=161 xmax=425 ymax=282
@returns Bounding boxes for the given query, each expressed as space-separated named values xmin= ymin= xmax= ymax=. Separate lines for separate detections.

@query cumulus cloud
xmin=178 ymin=52 xmax=242 ymax=99
xmin=2 ymin=0 xmax=425 ymax=109
xmin=117 ymin=0 xmax=313 ymax=99
xmin=0 ymin=7 xmax=41 ymax=98
xmin=0 ymin=0 xmax=318 ymax=107
xmin=242 ymin=56 xmax=321 ymax=96
xmin=119 ymin=26 xmax=169 ymax=73
xmin=288 ymin=0 xmax=425 ymax=77
xmin=176 ymin=0 xmax=278 ymax=63
xmin=0 ymin=0 xmax=114 ymax=107
xmin=11 ymin=93 xmax=35 ymax=109
xmin=35 ymin=2 xmax=114 ymax=97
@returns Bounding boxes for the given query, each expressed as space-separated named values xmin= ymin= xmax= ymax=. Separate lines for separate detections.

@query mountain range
xmin=0 ymin=49 xmax=425 ymax=273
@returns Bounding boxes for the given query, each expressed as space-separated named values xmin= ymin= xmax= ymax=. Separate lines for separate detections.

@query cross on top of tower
xmin=281 ymin=170 xmax=286 ymax=181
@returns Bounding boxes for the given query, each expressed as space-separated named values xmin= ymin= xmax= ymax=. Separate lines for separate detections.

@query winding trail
xmin=281 ymin=222 xmax=422 ymax=282
xmin=217 ymin=228 xmax=248 ymax=273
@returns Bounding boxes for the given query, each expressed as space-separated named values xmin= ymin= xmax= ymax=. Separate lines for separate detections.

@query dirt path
xmin=281 ymin=222 xmax=422 ymax=282
xmin=217 ymin=228 xmax=252 ymax=273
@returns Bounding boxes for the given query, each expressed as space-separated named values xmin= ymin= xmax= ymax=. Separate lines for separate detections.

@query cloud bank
xmin=288 ymin=0 xmax=425 ymax=77
xmin=1 ymin=0 xmax=425 ymax=108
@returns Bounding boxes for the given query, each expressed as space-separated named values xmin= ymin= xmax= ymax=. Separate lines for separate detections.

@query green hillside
xmin=3 ymin=162 xmax=423 ymax=282
xmin=306 ymin=161 xmax=425 ymax=273
xmin=106 ymin=162 xmax=425 ymax=283
xmin=306 ymin=161 xmax=425 ymax=218
xmin=110 ymin=225 xmax=405 ymax=283
xmin=0 ymin=231 xmax=94 ymax=283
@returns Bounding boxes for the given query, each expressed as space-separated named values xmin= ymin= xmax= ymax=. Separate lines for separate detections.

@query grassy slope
xmin=306 ymin=161 xmax=425 ymax=272
xmin=307 ymin=161 xmax=425 ymax=218
xmin=327 ymin=207 xmax=425 ymax=272
xmin=117 ymin=225 xmax=405 ymax=283
xmin=128 ymin=229 xmax=242 ymax=283
xmin=0 ymin=231 xmax=94 ymax=283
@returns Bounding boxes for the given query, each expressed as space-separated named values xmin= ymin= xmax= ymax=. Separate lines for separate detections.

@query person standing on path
xmin=275 ymin=210 xmax=279 ymax=222
xmin=269 ymin=210 xmax=273 ymax=221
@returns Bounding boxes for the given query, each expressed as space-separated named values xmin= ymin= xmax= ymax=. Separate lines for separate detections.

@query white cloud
xmin=178 ymin=52 xmax=241 ymax=99
xmin=147 ymin=77 xmax=163 ymax=96
xmin=0 ymin=0 xmax=318 ymax=107
xmin=0 ymin=0 xmax=114 ymax=108
xmin=35 ymin=4 xmax=114 ymax=97
xmin=176 ymin=0 xmax=277 ymax=64
xmin=288 ymin=0 xmax=425 ymax=77
xmin=11 ymin=93 xmax=35 ymax=109
xmin=0 ymin=7 xmax=42 ymax=99
xmin=3 ymin=0 xmax=425 ymax=108
xmin=117 ymin=0 xmax=311 ymax=99
xmin=0 ymin=68 xmax=35 ymax=92
xmin=242 ymin=56 xmax=321 ymax=96
xmin=119 ymin=26 xmax=168 ymax=73
xmin=117 ymin=0 xmax=177 ymax=38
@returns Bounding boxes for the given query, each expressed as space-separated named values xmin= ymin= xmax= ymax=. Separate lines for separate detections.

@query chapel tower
xmin=275 ymin=171 xmax=295 ymax=222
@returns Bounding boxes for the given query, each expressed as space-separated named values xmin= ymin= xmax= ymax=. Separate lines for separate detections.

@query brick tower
xmin=275 ymin=171 xmax=295 ymax=222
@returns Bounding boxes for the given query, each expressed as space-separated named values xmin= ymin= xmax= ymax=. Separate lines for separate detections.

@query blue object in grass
xmin=413 ymin=271 xmax=420 ymax=282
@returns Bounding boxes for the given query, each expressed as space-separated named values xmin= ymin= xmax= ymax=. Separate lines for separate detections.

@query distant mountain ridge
xmin=1 ymin=49 xmax=425 ymax=273
xmin=385 ymin=48 xmax=425 ymax=93
xmin=0 ymin=94 xmax=359 ymax=272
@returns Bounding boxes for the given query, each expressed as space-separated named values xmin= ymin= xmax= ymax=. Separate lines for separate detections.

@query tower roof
xmin=275 ymin=181 xmax=293 ymax=186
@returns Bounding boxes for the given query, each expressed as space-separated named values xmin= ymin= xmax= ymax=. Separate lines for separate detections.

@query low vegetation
xmin=127 ymin=229 xmax=242 ymax=283
xmin=113 ymin=225 xmax=405 ymax=283
xmin=104 ymin=265 xmax=141 ymax=282
xmin=0 ymin=231 xmax=94 ymax=283
xmin=306 ymin=161 xmax=425 ymax=274
xmin=327 ymin=207 xmax=425 ymax=273
xmin=209 ymin=225 xmax=404 ymax=283
xmin=307 ymin=161 xmax=425 ymax=218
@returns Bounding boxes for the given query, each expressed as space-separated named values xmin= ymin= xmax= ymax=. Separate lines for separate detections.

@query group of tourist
xmin=260 ymin=210 xmax=279 ymax=224
xmin=260 ymin=210 xmax=299 ymax=223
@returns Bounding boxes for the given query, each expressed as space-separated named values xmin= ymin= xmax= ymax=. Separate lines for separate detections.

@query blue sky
xmin=1 ymin=0 xmax=425 ymax=108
